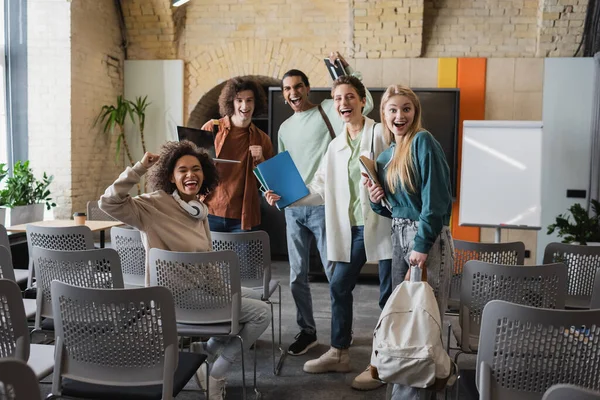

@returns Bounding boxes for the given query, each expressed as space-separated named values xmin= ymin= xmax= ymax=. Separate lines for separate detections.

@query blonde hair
xmin=380 ymin=85 xmax=423 ymax=194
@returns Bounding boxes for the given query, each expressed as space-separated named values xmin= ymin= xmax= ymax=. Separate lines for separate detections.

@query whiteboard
xmin=459 ymin=120 xmax=542 ymax=228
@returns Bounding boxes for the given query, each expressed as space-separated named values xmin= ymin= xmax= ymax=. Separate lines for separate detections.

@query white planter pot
xmin=0 ymin=208 xmax=5 ymax=227
xmin=7 ymin=204 xmax=45 ymax=226
xmin=587 ymin=242 xmax=600 ymax=246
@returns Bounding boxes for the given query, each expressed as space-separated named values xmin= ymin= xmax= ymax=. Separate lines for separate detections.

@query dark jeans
xmin=331 ymin=226 xmax=391 ymax=349
xmin=378 ymin=258 xmax=393 ymax=309
xmin=208 ymin=215 xmax=257 ymax=233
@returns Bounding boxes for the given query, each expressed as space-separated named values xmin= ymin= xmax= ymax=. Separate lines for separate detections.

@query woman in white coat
xmin=266 ymin=75 xmax=392 ymax=382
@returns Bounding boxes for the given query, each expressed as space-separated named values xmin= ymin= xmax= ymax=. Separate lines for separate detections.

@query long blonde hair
xmin=380 ymin=85 xmax=423 ymax=194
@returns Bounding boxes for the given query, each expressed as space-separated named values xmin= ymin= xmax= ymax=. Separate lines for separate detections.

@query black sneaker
xmin=288 ymin=331 xmax=318 ymax=355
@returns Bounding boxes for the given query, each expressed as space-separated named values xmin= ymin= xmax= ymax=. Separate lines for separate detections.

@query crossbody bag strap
xmin=317 ymin=104 xmax=336 ymax=141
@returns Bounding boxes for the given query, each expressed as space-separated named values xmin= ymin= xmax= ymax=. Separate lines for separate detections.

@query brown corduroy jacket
xmin=201 ymin=116 xmax=274 ymax=230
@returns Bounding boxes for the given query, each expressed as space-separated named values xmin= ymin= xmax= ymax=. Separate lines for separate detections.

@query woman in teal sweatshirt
xmin=365 ymin=84 xmax=454 ymax=399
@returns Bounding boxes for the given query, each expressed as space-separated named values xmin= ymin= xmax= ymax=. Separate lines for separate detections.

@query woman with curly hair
xmin=201 ymin=76 xmax=274 ymax=232
xmin=99 ymin=140 xmax=271 ymax=400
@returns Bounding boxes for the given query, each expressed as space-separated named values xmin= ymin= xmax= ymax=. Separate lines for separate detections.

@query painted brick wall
xmin=70 ymin=0 xmax=125 ymax=215
xmin=28 ymin=0 xmax=72 ymax=219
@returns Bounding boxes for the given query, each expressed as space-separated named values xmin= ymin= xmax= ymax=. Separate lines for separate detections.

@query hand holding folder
xmin=253 ymin=151 xmax=309 ymax=210
xmin=360 ymin=155 xmax=391 ymax=210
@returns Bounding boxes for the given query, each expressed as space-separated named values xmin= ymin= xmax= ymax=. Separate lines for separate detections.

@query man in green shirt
xmin=278 ymin=52 xmax=373 ymax=356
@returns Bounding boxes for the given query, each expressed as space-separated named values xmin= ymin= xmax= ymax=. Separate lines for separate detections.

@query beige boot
xmin=303 ymin=346 xmax=351 ymax=373
xmin=351 ymin=364 xmax=384 ymax=390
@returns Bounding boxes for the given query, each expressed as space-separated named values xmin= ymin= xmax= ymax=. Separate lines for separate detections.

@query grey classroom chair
xmin=450 ymin=240 xmax=525 ymax=310
xmin=0 ymin=279 xmax=54 ymax=380
xmin=211 ymin=230 xmax=283 ymax=375
xmin=543 ymin=242 xmax=600 ymax=308
xmin=0 ymin=245 xmax=36 ymax=319
xmin=26 ymin=225 xmax=95 ymax=288
xmin=0 ymin=359 xmax=42 ymax=400
xmin=0 ymin=224 xmax=27 ymax=285
xmin=450 ymin=261 xmax=567 ymax=400
xmin=111 ymin=226 xmax=145 ymax=288
xmin=86 ymin=200 xmax=118 ymax=221
xmin=453 ymin=261 xmax=567 ymax=353
xmin=48 ymin=281 xmax=206 ymax=400
xmin=477 ymin=300 xmax=600 ymax=400
xmin=543 ymin=384 xmax=600 ymax=400
xmin=590 ymin=267 xmax=600 ymax=309
xmin=149 ymin=248 xmax=255 ymax=400
xmin=31 ymin=247 xmax=124 ymax=331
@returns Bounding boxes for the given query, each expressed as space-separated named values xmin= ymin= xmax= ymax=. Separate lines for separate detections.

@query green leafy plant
xmin=94 ymin=95 xmax=136 ymax=166
xmin=1 ymin=161 xmax=56 ymax=210
xmin=547 ymin=200 xmax=600 ymax=244
xmin=129 ymin=95 xmax=151 ymax=154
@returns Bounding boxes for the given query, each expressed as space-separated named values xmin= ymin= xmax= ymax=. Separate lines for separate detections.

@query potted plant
xmin=95 ymin=95 xmax=149 ymax=194
xmin=1 ymin=161 xmax=56 ymax=226
xmin=547 ymin=200 xmax=600 ymax=245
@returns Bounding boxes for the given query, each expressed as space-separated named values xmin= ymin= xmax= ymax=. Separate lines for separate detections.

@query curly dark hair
xmin=147 ymin=140 xmax=219 ymax=196
xmin=218 ymin=77 xmax=267 ymax=117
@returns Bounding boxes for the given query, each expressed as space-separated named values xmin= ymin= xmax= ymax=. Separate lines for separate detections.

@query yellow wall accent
xmin=438 ymin=57 xmax=458 ymax=233
xmin=437 ymin=58 xmax=458 ymax=88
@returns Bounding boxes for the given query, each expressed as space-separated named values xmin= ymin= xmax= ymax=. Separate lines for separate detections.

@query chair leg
xmin=253 ymin=339 xmax=262 ymax=399
xmin=274 ymin=285 xmax=286 ymax=376
xmin=236 ymin=335 xmax=247 ymax=400
xmin=269 ymin=301 xmax=276 ymax=375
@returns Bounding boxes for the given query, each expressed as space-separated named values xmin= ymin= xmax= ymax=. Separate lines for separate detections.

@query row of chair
xmin=451 ymin=239 xmax=600 ymax=310
xmin=2 ymin=222 xmax=285 ymax=399
xmin=21 ymin=223 xmax=285 ymax=376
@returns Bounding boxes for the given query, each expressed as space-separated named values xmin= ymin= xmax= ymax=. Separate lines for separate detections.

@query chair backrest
xmin=0 ymin=246 xmax=15 ymax=282
xmin=459 ymin=261 xmax=567 ymax=351
xmin=0 ymin=225 xmax=10 ymax=251
xmin=543 ymin=384 xmax=600 ymax=400
xmin=110 ymin=226 xmax=145 ymax=287
xmin=477 ymin=300 xmax=600 ymax=399
xmin=86 ymin=200 xmax=118 ymax=221
xmin=148 ymin=248 xmax=241 ymax=329
xmin=26 ymin=225 xmax=95 ymax=252
xmin=0 ymin=359 xmax=42 ymax=400
xmin=543 ymin=242 xmax=600 ymax=307
xmin=50 ymin=280 xmax=178 ymax=397
xmin=591 ymin=267 xmax=600 ymax=309
xmin=31 ymin=247 xmax=124 ymax=329
xmin=0 ymin=279 xmax=30 ymax=361
xmin=211 ymin=230 xmax=271 ymax=298
xmin=450 ymin=240 xmax=525 ymax=308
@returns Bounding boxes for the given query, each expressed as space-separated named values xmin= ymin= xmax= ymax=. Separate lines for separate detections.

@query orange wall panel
xmin=452 ymin=58 xmax=487 ymax=242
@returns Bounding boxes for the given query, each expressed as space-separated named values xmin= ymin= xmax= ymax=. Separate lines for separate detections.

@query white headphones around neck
xmin=172 ymin=190 xmax=208 ymax=220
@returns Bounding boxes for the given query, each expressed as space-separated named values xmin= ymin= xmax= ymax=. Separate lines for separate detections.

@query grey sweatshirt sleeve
xmin=99 ymin=162 xmax=153 ymax=231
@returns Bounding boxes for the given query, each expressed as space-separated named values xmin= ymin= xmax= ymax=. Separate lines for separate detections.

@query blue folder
xmin=253 ymin=151 xmax=309 ymax=210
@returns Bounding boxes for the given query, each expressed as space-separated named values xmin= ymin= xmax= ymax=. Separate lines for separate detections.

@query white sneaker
xmin=208 ymin=376 xmax=226 ymax=400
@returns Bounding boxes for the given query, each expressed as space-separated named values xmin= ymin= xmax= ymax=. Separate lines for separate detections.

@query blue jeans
xmin=284 ymin=205 xmax=332 ymax=335
xmin=208 ymin=215 xmax=257 ymax=232
xmin=330 ymin=226 xmax=391 ymax=349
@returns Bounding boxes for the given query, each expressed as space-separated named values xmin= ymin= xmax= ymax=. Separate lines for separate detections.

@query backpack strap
xmin=318 ymin=105 xmax=336 ymax=141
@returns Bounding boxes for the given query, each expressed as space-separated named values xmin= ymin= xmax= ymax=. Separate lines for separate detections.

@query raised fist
xmin=141 ymin=152 xmax=160 ymax=169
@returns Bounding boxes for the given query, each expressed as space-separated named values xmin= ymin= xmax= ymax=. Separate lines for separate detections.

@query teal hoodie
xmin=370 ymin=130 xmax=452 ymax=253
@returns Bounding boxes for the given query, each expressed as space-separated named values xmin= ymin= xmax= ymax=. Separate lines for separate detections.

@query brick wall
xmin=352 ymin=0 xmax=425 ymax=58
xmin=537 ymin=0 xmax=587 ymax=56
xmin=119 ymin=0 xmax=588 ymax=119
xmin=28 ymin=0 xmax=72 ymax=219
xmin=70 ymin=0 xmax=125 ymax=215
